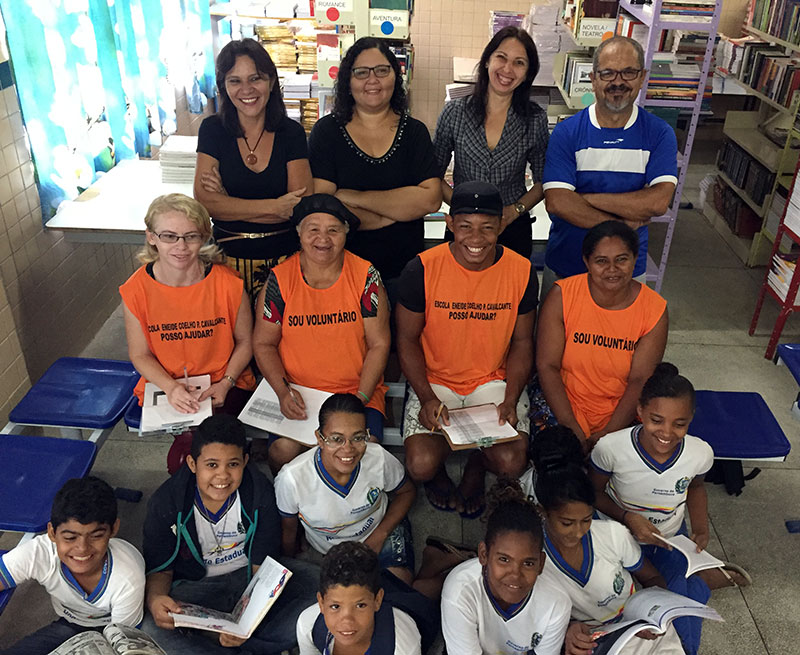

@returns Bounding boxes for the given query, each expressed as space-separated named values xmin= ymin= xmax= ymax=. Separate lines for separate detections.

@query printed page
xmin=141 ymin=375 xmax=212 ymax=433
xmin=621 ymin=587 xmax=722 ymax=629
xmin=238 ymin=379 xmax=331 ymax=446
xmin=102 ymin=624 xmax=167 ymax=655
xmin=169 ymin=603 xmax=239 ymax=635
xmin=47 ymin=631 xmax=116 ymax=655
xmin=654 ymin=534 xmax=725 ymax=577
xmin=443 ymin=404 xmax=518 ymax=447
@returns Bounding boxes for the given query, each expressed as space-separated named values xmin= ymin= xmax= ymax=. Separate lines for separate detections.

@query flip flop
xmin=425 ymin=536 xmax=478 ymax=561
xmin=720 ymin=561 xmax=752 ymax=587
xmin=458 ymin=490 xmax=486 ymax=520
xmin=424 ymin=478 xmax=457 ymax=512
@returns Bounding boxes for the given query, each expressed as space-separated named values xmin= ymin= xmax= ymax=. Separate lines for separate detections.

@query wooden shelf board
xmin=723 ymin=127 xmax=781 ymax=171
xmin=717 ymin=170 xmax=768 ymax=217
xmin=715 ymin=69 xmax=798 ymax=116
xmin=744 ymin=24 xmax=800 ymax=55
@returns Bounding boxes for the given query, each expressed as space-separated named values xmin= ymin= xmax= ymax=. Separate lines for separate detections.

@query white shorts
xmin=402 ymin=379 xmax=530 ymax=440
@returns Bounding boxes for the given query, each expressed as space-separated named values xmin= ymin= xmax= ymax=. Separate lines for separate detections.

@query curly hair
xmin=332 ymin=37 xmax=408 ymax=123
xmin=51 ymin=476 xmax=117 ymax=530
xmin=319 ymin=541 xmax=381 ymax=595
xmin=139 ymin=193 xmax=225 ymax=265
xmin=484 ymin=477 xmax=543 ymax=550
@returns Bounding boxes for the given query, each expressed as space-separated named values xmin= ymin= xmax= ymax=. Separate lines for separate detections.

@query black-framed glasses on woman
xmin=152 ymin=231 xmax=205 ymax=244
xmin=316 ymin=429 xmax=371 ymax=448
xmin=595 ymin=68 xmax=642 ymax=82
xmin=351 ymin=65 xmax=392 ymax=80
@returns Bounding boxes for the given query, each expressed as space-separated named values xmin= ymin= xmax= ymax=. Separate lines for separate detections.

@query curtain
xmin=0 ymin=0 xmax=216 ymax=217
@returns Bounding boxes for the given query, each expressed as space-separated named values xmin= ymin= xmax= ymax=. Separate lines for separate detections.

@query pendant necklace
xmin=243 ymin=129 xmax=265 ymax=166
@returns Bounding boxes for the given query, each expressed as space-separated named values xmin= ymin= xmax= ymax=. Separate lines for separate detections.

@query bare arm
xmin=440 ymin=179 xmax=453 ymax=205
xmin=544 ymin=187 xmax=619 ymax=230
xmin=535 ymin=286 xmax=587 ymax=439
xmin=335 ymin=177 xmax=442 ymax=223
xmin=314 ymin=177 xmax=394 ymax=230
xmin=589 ymin=468 xmax=662 ymax=545
xmin=280 ymin=516 xmax=299 ymax=557
xmin=594 ymin=307 xmax=669 ymax=440
xmin=194 ymin=153 xmax=308 ymax=223
xmin=582 ymin=182 xmax=675 ymax=223
xmin=199 ymin=290 xmax=254 ymax=407
xmin=358 ymin=284 xmax=391 ymax=403
xmin=145 ymin=570 xmax=181 ymax=630
xmin=686 ymin=475 xmax=710 ymax=551
xmin=252 ymin=286 xmax=307 ymax=420
xmin=363 ymin=478 xmax=417 ymax=553
xmin=396 ymin=304 xmax=449 ymax=429
xmin=501 ymin=183 xmax=544 ymax=232
xmin=498 ymin=310 xmax=535 ymax=427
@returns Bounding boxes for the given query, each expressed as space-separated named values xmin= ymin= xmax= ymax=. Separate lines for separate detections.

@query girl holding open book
xmin=589 ymin=363 xmax=750 ymax=655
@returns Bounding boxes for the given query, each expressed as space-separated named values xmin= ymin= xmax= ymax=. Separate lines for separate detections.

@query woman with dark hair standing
xmin=308 ymin=37 xmax=441 ymax=296
xmin=194 ymin=38 xmax=312 ymax=297
xmin=433 ymin=26 xmax=548 ymax=258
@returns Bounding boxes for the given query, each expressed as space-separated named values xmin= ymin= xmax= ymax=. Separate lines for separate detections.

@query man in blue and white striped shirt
xmin=541 ymin=36 xmax=678 ymax=298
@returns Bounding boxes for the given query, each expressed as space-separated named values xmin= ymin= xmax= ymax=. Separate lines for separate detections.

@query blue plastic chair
xmin=776 ymin=344 xmax=800 ymax=420
xmin=123 ymin=396 xmax=142 ymax=432
xmin=690 ymin=391 xmax=791 ymax=462
xmin=1 ymin=358 xmax=138 ymax=447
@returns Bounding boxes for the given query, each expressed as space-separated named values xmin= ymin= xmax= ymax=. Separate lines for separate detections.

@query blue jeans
xmin=377 ymin=518 xmax=414 ymax=572
xmin=0 ymin=618 xmax=101 ymax=655
xmin=640 ymin=524 xmax=710 ymax=655
xmin=141 ymin=557 xmax=319 ymax=655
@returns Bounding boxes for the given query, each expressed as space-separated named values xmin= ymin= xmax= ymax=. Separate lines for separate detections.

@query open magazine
xmin=169 ymin=556 xmax=292 ymax=639
xmin=47 ymin=624 xmax=165 ymax=655
xmin=590 ymin=587 xmax=723 ymax=655
xmin=655 ymin=534 xmax=726 ymax=577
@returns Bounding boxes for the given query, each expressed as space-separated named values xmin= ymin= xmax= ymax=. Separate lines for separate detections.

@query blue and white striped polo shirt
xmin=542 ymin=104 xmax=678 ymax=277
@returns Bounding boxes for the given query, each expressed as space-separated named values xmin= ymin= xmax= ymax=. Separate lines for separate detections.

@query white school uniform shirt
xmin=518 ymin=466 xmax=538 ymax=504
xmin=0 ymin=534 xmax=145 ymax=627
xmin=193 ymin=489 xmax=247 ymax=576
xmin=296 ymin=603 xmax=421 ymax=655
xmin=275 ymin=443 xmax=407 ymax=554
xmin=542 ymin=520 xmax=642 ymax=625
xmin=441 ymin=558 xmax=571 ymax=655
xmin=591 ymin=426 xmax=714 ymax=538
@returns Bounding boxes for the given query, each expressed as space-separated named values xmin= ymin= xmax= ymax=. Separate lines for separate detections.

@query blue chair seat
xmin=777 ymin=344 xmax=800 ymax=387
xmin=4 ymin=358 xmax=138 ymax=445
xmin=690 ymin=391 xmax=791 ymax=462
xmin=0 ymin=550 xmax=12 ymax=614
xmin=124 ymin=396 xmax=141 ymax=431
xmin=0 ymin=434 xmax=97 ymax=533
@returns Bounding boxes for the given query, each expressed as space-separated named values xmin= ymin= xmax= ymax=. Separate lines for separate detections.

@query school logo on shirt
xmin=613 ymin=570 xmax=624 ymax=595
xmin=237 ymin=521 xmax=245 ymax=534
xmin=675 ymin=477 xmax=691 ymax=493
xmin=531 ymin=632 xmax=542 ymax=648
xmin=367 ymin=487 xmax=381 ymax=505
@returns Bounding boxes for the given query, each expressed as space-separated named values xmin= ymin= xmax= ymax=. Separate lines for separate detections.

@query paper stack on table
xmin=159 ymin=135 xmax=198 ymax=184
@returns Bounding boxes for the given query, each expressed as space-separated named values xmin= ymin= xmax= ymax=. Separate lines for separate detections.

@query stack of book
xmin=717 ymin=139 xmax=775 ymax=207
xmin=616 ymin=14 xmax=648 ymax=44
xmin=444 ymin=83 xmax=473 ymax=102
xmin=785 ymin=173 xmax=800 ymax=235
xmin=768 ymin=254 xmax=799 ymax=302
xmin=158 ymin=135 xmax=197 ymax=184
xmin=560 ymin=52 xmax=593 ymax=97
xmin=635 ymin=0 xmax=715 ymax=23
xmin=490 ymin=11 xmax=525 ymax=35
xmin=300 ymin=97 xmax=318 ymax=133
xmin=256 ymin=23 xmax=297 ymax=74
xmin=647 ymin=53 xmax=703 ymax=101
xmin=717 ymin=38 xmax=800 ymax=108
xmin=296 ymin=34 xmax=317 ymax=73
xmin=713 ymin=176 xmax=763 ymax=238
xmin=715 ymin=34 xmax=761 ymax=77
xmin=749 ymin=0 xmax=800 ymax=47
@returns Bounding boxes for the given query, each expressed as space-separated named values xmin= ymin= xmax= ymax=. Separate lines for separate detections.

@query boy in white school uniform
xmin=0 ymin=477 xmax=145 ymax=655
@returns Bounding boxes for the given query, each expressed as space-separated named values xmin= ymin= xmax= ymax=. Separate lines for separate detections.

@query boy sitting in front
xmin=296 ymin=541 xmax=421 ymax=655
xmin=141 ymin=414 xmax=317 ymax=654
xmin=0 ymin=476 xmax=145 ymax=655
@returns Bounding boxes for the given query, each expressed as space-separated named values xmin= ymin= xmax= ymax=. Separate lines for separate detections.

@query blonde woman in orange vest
xmin=253 ymin=194 xmax=391 ymax=473
xmin=536 ymin=220 xmax=668 ymax=451
xmin=120 ymin=194 xmax=256 ymax=471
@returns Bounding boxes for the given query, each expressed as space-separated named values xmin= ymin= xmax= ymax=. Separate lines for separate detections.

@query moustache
xmin=606 ymin=84 xmax=631 ymax=93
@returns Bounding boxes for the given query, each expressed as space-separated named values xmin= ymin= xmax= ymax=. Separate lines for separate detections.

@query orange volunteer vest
xmin=557 ymin=274 xmax=667 ymax=436
xmin=120 ymin=263 xmax=256 ymax=403
xmin=420 ymin=244 xmax=531 ymax=395
xmin=270 ymin=251 xmax=387 ymax=413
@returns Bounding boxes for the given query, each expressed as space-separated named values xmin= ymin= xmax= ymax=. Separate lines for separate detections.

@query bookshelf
xmin=712 ymin=23 xmax=800 ymax=265
xmin=615 ymin=0 xmax=721 ymax=292
xmin=749 ymin=156 xmax=800 ymax=359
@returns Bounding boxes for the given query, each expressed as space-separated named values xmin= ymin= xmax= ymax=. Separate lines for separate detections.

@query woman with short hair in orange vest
xmin=120 ymin=193 xmax=256 ymax=471
xmin=536 ymin=220 xmax=668 ymax=450
xmin=253 ymin=194 xmax=391 ymax=473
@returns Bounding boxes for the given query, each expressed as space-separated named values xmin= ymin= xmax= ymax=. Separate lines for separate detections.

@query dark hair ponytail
xmin=639 ymin=362 xmax=696 ymax=411
xmin=531 ymin=426 xmax=595 ymax=511
xmin=318 ymin=393 xmax=366 ymax=432
xmin=484 ymin=477 xmax=543 ymax=550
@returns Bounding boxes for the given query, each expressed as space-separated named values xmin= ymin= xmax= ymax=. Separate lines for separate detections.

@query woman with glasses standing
xmin=308 ymin=37 xmax=441 ymax=301
xmin=194 ymin=38 xmax=312 ymax=299
xmin=253 ymin=195 xmax=391 ymax=473
xmin=275 ymin=393 xmax=417 ymax=584
xmin=120 ymin=194 xmax=256 ymax=469
xmin=432 ymin=27 xmax=548 ymax=259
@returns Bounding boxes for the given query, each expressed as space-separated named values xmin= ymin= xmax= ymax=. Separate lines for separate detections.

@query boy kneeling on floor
xmin=297 ymin=541 xmax=422 ymax=655
xmin=141 ymin=414 xmax=317 ymax=654
xmin=0 ymin=476 xmax=145 ymax=655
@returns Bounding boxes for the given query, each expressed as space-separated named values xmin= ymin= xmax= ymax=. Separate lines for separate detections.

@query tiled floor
xmin=2 ymin=162 xmax=800 ymax=654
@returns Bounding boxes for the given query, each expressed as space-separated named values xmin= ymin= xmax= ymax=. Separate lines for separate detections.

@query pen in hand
xmin=430 ymin=402 xmax=445 ymax=435
xmin=183 ymin=366 xmax=189 ymax=391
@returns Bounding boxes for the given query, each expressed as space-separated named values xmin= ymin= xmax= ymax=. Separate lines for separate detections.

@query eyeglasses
xmin=595 ymin=68 xmax=642 ymax=82
xmin=316 ymin=429 xmax=371 ymax=448
xmin=351 ymin=65 xmax=392 ymax=80
xmin=152 ymin=232 xmax=205 ymax=244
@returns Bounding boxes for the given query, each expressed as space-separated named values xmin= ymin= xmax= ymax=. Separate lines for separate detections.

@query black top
xmin=396 ymin=245 xmax=540 ymax=314
xmin=197 ymin=114 xmax=308 ymax=259
xmin=308 ymin=113 xmax=439 ymax=280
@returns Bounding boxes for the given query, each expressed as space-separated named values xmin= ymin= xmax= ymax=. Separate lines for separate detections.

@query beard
xmin=602 ymin=84 xmax=633 ymax=113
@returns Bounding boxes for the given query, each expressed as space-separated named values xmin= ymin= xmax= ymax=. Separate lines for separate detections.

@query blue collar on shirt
xmin=481 ymin=567 xmax=533 ymax=621
xmin=631 ymin=425 xmax=684 ymax=474
xmin=312 ymin=601 xmax=396 ymax=655
xmin=60 ymin=548 xmax=112 ymax=603
xmin=314 ymin=448 xmax=361 ymax=498
xmin=544 ymin=529 xmax=594 ymax=587
xmin=194 ymin=487 xmax=238 ymax=524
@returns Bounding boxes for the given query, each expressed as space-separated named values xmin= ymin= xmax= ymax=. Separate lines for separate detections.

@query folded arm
xmin=335 ymin=177 xmax=442 ymax=222
xmin=582 ymin=182 xmax=675 ymax=223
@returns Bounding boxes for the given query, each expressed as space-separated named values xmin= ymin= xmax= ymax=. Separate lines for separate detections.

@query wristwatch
xmin=514 ymin=202 xmax=526 ymax=216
